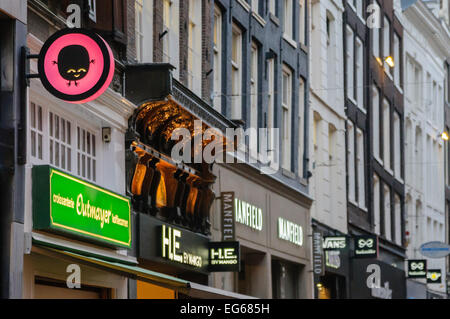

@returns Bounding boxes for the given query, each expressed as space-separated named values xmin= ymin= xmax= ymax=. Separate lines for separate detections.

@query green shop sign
xmin=32 ymin=165 xmax=131 ymax=248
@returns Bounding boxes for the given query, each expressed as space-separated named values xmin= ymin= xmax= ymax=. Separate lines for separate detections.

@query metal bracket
xmin=22 ymin=46 xmax=40 ymax=87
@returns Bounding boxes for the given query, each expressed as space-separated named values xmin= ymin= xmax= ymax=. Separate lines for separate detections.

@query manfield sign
xmin=32 ymin=165 xmax=131 ymax=248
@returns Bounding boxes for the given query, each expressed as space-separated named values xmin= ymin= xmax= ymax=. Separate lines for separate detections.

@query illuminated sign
xmin=323 ymin=237 xmax=347 ymax=250
xmin=32 ymin=165 xmax=131 ymax=248
xmin=427 ymin=269 xmax=442 ymax=284
xmin=325 ymin=250 xmax=341 ymax=269
xmin=407 ymin=260 xmax=427 ymax=278
xmin=161 ymin=225 xmax=203 ymax=268
xmin=208 ymin=242 xmax=240 ymax=272
xmin=312 ymin=232 xmax=325 ymax=276
xmin=278 ymin=217 xmax=303 ymax=246
xmin=354 ymin=235 xmax=378 ymax=258
xmin=221 ymin=192 xmax=235 ymax=241
xmin=235 ymin=198 xmax=262 ymax=231
xmin=38 ymin=28 xmax=115 ymax=104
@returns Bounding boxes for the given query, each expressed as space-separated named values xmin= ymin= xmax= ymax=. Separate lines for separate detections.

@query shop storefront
xmin=312 ymin=220 xmax=350 ymax=299
xmin=26 ymin=165 xmax=134 ymax=299
xmin=123 ymin=64 xmax=250 ymax=299
xmin=210 ymin=165 xmax=313 ymax=299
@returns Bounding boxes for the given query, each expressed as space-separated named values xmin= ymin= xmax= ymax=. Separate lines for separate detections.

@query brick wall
xmin=153 ymin=0 xmax=163 ymax=62
xmin=179 ymin=0 xmax=189 ymax=86
xmin=126 ymin=0 xmax=136 ymax=63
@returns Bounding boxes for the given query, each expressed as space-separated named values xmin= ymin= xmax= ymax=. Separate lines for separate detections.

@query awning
xmin=31 ymin=233 xmax=255 ymax=299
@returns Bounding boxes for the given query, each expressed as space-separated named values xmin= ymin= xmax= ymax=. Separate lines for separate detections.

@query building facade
xmin=344 ymin=0 xmax=407 ymax=298
xmin=309 ymin=0 xmax=349 ymax=298
xmin=209 ymin=0 xmax=313 ymax=299
xmin=403 ymin=0 xmax=450 ymax=299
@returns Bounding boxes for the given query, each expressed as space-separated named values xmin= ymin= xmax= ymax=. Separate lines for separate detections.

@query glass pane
xmin=38 ymin=134 xmax=43 ymax=160
xmin=31 ymin=131 xmax=36 ymax=157
xmin=77 ymin=153 xmax=80 ymax=175
xmin=38 ymin=106 xmax=42 ymax=131
xmin=55 ymin=115 xmax=59 ymax=139
xmin=82 ymin=154 xmax=86 ymax=177
xmin=87 ymin=157 xmax=91 ymax=180
xmin=92 ymin=135 xmax=96 ymax=157
xmin=62 ymin=120 xmax=66 ymax=143
xmin=31 ymin=103 xmax=36 ymax=129
xmin=67 ymin=148 xmax=71 ymax=172
xmin=82 ymin=130 xmax=86 ymax=152
xmin=61 ymin=145 xmax=66 ymax=169
xmin=55 ymin=142 xmax=60 ymax=167
xmin=50 ymin=140 xmax=54 ymax=164
xmin=77 ymin=127 xmax=80 ymax=150
xmin=67 ymin=122 xmax=71 ymax=145
xmin=93 ymin=159 xmax=96 ymax=182
xmin=49 ymin=113 xmax=53 ymax=137
xmin=87 ymin=132 xmax=91 ymax=155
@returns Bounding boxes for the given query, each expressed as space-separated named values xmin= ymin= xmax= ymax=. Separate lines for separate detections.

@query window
xmin=282 ymin=66 xmax=292 ymax=171
xmin=299 ymin=0 xmax=306 ymax=44
xmin=445 ymin=62 xmax=450 ymax=103
xmin=415 ymin=127 xmax=422 ymax=187
xmin=162 ymin=0 xmax=180 ymax=78
xmin=393 ymin=33 xmax=401 ymax=88
xmin=283 ymin=0 xmax=294 ymax=40
xmin=384 ymin=185 xmax=391 ymax=241
xmin=188 ymin=0 xmax=202 ymax=95
xmin=348 ymin=121 xmax=356 ymax=203
xmin=135 ymin=0 xmax=144 ymax=62
xmin=372 ymin=85 xmax=380 ymax=160
xmin=383 ymin=99 xmax=391 ymax=171
xmin=77 ymin=126 xmax=97 ymax=182
xmin=372 ymin=1 xmax=380 ymax=60
xmin=267 ymin=57 xmax=275 ymax=152
xmin=213 ymin=6 xmax=222 ymax=112
xmin=326 ymin=12 xmax=335 ymax=103
xmin=30 ymin=103 xmax=43 ymax=161
xmin=250 ymin=0 xmax=261 ymax=15
xmin=355 ymin=37 xmax=364 ymax=109
xmin=298 ymin=78 xmax=305 ymax=178
xmin=231 ymin=24 xmax=243 ymax=120
xmin=135 ymin=0 xmax=153 ymax=63
xmin=88 ymin=0 xmax=96 ymax=22
xmin=374 ymin=174 xmax=381 ymax=235
xmin=250 ymin=41 xmax=259 ymax=154
xmin=346 ymin=26 xmax=355 ymax=101
xmin=29 ymin=101 xmax=98 ymax=182
xmin=405 ymin=119 xmax=412 ymax=179
xmin=269 ymin=0 xmax=277 ymax=16
xmin=383 ymin=16 xmax=391 ymax=76
xmin=394 ymin=194 xmax=401 ymax=245
xmin=356 ymin=129 xmax=366 ymax=208
xmin=393 ymin=112 xmax=401 ymax=180
xmin=49 ymin=112 xmax=72 ymax=172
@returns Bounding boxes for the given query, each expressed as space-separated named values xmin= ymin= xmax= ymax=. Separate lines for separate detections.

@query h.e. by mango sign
xmin=32 ymin=165 xmax=131 ymax=248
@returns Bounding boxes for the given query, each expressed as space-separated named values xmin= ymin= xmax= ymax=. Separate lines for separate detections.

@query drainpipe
xmin=302 ymin=0 xmax=311 ymax=181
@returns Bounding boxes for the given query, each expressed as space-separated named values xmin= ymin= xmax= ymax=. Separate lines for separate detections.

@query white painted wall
xmin=403 ymin=2 xmax=450 ymax=296
xmin=309 ymin=0 xmax=347 ymax=233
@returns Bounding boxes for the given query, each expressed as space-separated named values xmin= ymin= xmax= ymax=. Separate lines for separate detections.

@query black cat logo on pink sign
xmin=38 ymin=28 xmax=114 ymax=104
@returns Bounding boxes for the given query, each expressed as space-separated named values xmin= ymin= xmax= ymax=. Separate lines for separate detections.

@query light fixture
xmin=384 ymin=56 xmax=395 ymax=68
xmin=316 ymin=283 xmax=323 ymax=289
xmin=441 ymin=131 xmax=449 ymax=141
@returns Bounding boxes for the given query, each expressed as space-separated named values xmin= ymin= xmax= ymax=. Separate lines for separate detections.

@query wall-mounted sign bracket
xmin=22 ymin=46 xmax=40 ymax=87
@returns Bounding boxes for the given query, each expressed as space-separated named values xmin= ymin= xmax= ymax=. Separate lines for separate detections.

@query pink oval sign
xmin=38 ymin=28 xmax=115 ymax=104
